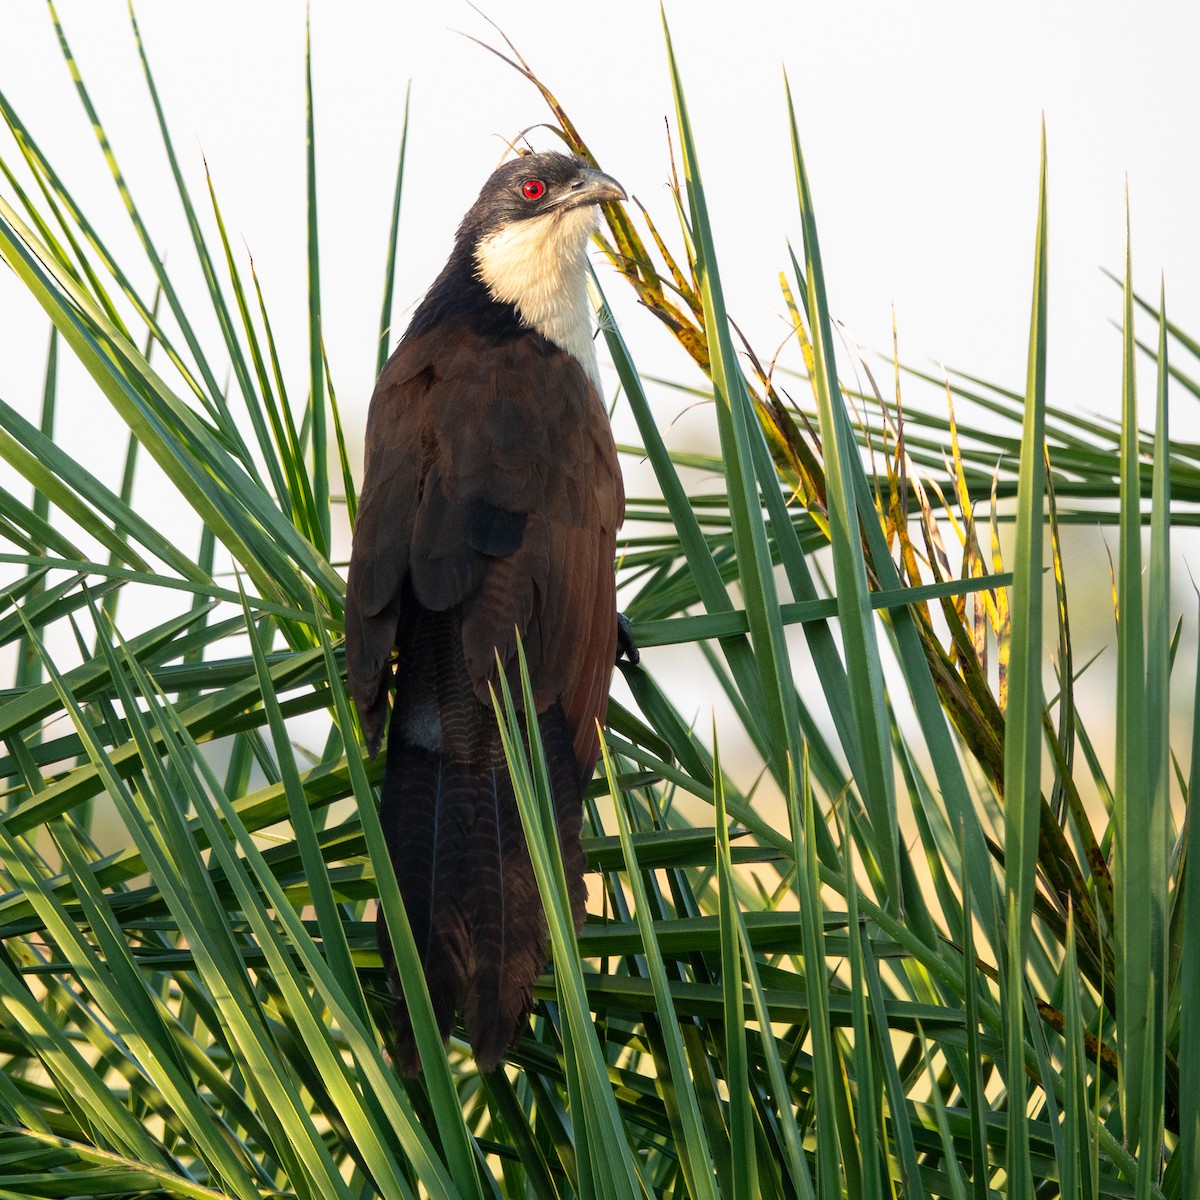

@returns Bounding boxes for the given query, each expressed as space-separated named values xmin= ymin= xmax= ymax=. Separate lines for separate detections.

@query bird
xmin=344 ymin=150 xmax=629 ymax=1073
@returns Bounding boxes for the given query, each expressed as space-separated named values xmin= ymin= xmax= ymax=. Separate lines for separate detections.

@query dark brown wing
xmin=345 ymin=321 xmax=623 ymax=772
xmin=346 ymin=319 xmax=621 ymax=1071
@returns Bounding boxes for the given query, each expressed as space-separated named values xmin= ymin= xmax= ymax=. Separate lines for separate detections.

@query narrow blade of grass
xmin=661 ymin=19 xmax=802 ymax=793
xmin=1115 ymin=189 xmax=1151 ymax=1154
xmin=601 ymin=738 xmax=721 ymax=1200
xmin=1061 ymin=911 xmax=1097 ymax=1200
xmin=1180 ymin=595 xmax=1200 ymax=1198
xmin=784 ymin=75 xmax=900 ymax=906
xmin=377 ymin=81 xmax=411 ymax=375
xmin=305 ymin=8 xmax=329 ymax=554
xmin=787 ymin=753 xmax=843 ymax=1200
xmin=322 ymin=334 xmax=358 ymax=531
xmin=713 ymin=733 xmax=756 ymax=1200
xmin=1001 ymin=121 xmax=1049 ymax=1200
xmin=14 ymin=326 xmax=58 ymax=692
xmin=1138 ymin=281 xmax=1171 ymax=1189
xmin=840 ymin=809 xmax=881 ymax=1200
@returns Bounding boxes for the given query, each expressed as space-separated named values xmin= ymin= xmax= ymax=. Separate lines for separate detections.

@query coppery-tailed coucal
xmin=345 ymin=151 xmax=627 ymax=1072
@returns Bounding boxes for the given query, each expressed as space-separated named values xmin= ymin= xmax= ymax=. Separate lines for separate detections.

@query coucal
xmin=344 ymin=151 xmax=628 ymax=1072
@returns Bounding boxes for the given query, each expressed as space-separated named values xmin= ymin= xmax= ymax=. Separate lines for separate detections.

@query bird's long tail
xmin=377 ymin=682 xmax=587 ymax=1075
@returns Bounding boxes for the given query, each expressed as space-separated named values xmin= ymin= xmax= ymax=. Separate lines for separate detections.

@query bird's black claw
xmin=615 ymin=612 xmax=640 ymax=666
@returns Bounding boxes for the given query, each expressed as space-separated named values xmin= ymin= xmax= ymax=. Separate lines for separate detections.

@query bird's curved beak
xmin=557 ymin=167 xmax=627 ymax=211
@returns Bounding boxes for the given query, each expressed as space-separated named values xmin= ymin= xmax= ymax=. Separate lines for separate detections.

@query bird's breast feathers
xmin=473 ymin=203 xmax=601 ymax=387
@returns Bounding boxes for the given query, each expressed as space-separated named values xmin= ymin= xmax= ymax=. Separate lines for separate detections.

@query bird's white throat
xmin=474 ymin=205 xmax=601 ymax=387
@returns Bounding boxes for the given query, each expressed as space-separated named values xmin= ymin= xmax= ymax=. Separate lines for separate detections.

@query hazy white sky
xmin=3 ymin=1 xmax=1197 ymax=450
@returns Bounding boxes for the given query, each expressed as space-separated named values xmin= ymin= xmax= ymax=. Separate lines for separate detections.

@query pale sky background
xmin=4 ymin=3 xmax=1198 ymax=434
xmin=2 ymin=2 xmax=1198 ymax=770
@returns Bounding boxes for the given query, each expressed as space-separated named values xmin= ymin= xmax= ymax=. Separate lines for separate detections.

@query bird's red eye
xmin=521 ymin=178 xmax=545 ymax=201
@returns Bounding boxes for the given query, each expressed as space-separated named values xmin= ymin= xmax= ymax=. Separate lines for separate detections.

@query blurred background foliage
xmin=0 ymin=7 xmax=1196 ymax=1200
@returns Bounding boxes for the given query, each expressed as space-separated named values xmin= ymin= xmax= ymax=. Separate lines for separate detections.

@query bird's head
xmin=462 ymin=153 xmax=625 ymax=350
xmin=459 ymin=151 xmax=626 ymax=243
